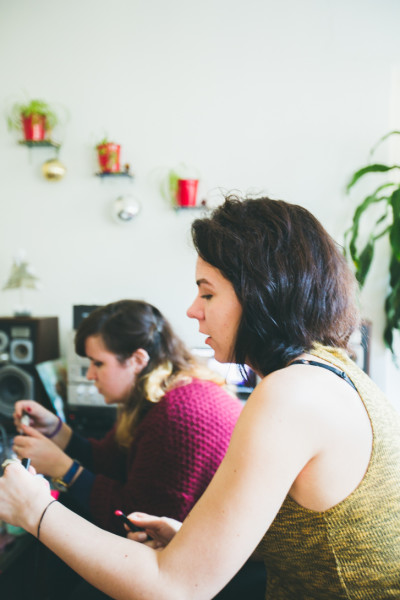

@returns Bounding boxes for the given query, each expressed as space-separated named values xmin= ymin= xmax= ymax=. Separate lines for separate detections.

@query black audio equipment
xmin=0 ymin=365 xmax=34 ymax=418
xmin=0 ymin=316 xmax=60 ymax=430
xmin=73 ymin=305 xmax=101 ymax=330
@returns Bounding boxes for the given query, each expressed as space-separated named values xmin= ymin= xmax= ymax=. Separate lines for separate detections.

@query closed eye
xmin=201 ymin=295 xmax=212 ymax=300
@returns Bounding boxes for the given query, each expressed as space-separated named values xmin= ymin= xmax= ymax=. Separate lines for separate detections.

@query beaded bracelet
xmin=46 ymin=416 xmax=62 ymax=439
xmin=37 ymin=499 xmax=57 ymax=540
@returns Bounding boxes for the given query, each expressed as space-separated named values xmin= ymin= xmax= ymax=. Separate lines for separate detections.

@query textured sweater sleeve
xmin=88 ymin=379 xmax=242 ymax=536
xmin=65 ymin=431 xmax=93 ymax=469
xmin=63 ymin=426 xmax=127 ymax=524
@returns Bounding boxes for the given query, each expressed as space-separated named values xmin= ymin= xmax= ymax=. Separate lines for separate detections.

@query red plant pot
xmin=176 ymin=179 xmax=199 ymax=207
xmin=97 ymin=143 xmax=121 ymax=173
xmin=22 ymin=114 xmax=46 ymax=141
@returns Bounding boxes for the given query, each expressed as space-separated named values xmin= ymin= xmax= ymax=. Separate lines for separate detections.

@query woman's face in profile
xmin=84 ymin=335 xmax=138 ymax=405
xmin=187 ymin=257 xmax=242 ymax=364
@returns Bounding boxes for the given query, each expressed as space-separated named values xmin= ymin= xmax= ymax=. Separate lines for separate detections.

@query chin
xmin=213 ymin=352 xmax=231 ymax=365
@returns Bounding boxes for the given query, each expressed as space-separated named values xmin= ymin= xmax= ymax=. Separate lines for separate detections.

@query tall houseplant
xmin=345 ymin=130 xmax=400 ymax=354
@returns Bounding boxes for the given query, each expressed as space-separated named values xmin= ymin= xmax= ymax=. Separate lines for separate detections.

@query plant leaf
xmin=369 ymin=130 xmax=400 ymax=158
xmin=344 ymin=188 xmax=390 ymax=269
xmin=389 ymin=188 xmax=400 ymax=260
xmin=346 ymin=164 xmax=400 ymax=192
xmin=383 ymin=256 xmax=400 ymax=353
xmin=355 ymin=240 xmax=374 ymax=287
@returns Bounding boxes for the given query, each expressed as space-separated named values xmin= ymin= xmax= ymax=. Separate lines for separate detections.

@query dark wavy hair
xmin=191 ymin=195 xmax=360 ymax=376
xmin=75 ymin=300 xmax=197 ymax=446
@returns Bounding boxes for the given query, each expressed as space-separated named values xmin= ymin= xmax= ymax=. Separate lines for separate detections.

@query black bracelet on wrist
xmin=46 ymin=417 xmax=63 ymax=439
xmin=37 ymin=499 xmax=57 ymax=540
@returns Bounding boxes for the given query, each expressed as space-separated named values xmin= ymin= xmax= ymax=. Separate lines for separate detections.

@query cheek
xmin=223 ymin=309 xmax=242 ymax=341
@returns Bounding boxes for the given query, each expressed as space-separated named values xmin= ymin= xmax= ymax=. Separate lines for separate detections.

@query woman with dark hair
xmin=190 ymin=197 xmax=359 ymax=374
xmin=1 ymin=196 xmax=400 ymax=600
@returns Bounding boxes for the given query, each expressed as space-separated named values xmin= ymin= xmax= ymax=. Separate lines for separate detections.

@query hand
xmin=0 ymin=461 xmax=52 ymax=534
xmin=12 ymin=425 xmax=73 ymax=479
xmin=125 ymin=512 xmax=182 ymax=550
xmin=14 ymin=400 xmax=58 ymax=437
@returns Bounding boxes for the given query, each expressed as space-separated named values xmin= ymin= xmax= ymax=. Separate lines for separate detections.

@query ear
xmin=130 ymin=348 xmax=150 ymax=373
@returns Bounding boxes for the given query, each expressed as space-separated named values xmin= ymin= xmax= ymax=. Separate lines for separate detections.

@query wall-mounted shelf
xmin=173 ymin=203 xmax=208 ymax=212
xmin=95 ymin=171 xmax=134 ymax=179
xmin=18 ymin=140 xmax=61 ymax=149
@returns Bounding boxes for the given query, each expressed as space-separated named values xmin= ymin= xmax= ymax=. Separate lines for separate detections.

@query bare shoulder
xmin=234 ymin=365 xmax=335 ymax=461
xmin=245 ymin=364 xmax=318 ymax=417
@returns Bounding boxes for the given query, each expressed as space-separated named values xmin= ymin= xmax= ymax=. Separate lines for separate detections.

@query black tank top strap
xmin=290 ymin=359 xmax=357 ymax=391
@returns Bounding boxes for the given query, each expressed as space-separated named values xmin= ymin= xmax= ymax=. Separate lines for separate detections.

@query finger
xmin=12 ymin=440 xmax=28 ymax=457
xmin=14 ymin=401 xmax=33 ymax=419
xmin=13 ymin=402 xmax=25 ymax=419
xmin=20 ymin=424 xmax=46 ymax=439
xmin=13 ymin=438 xmax=38 ymax=461
xmin=13 ymin=434 xmax=32 ymax=449
xmin=126 ymin=532 xmax=162 ymax=549
xmin=143 ymin=540 xmax=164 ymax=549
xmin=126 ymin=531 xmax=148 ymax=542
xmin=2 ymin=459 xmax=25 ymax=475
xmin=126 ymin=511 xmax=159 ymax=526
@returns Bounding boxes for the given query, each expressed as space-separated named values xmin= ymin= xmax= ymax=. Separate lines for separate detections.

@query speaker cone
xmin=0 ymin=365 xmax=34 ymax=418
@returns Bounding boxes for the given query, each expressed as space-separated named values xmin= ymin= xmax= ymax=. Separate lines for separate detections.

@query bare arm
xmin=0 ymin=373 xmax=323 ymax=600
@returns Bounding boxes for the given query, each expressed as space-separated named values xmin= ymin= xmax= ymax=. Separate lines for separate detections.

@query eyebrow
xmin=196 ymin=278 xmax=212 ymax=287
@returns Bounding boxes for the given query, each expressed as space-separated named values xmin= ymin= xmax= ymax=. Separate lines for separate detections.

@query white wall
xmin=1 ymin=0 xmax=400 ymax=404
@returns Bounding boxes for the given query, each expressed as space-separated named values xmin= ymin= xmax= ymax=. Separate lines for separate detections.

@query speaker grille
xmin=0 ymin=365 xmax=34 ymax=418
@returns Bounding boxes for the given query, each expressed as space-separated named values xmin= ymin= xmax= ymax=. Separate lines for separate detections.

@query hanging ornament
xmin=112 ymin=195 xmax=142 ymax=224
xmin=41 ymin=158 xmax=66 ymax=181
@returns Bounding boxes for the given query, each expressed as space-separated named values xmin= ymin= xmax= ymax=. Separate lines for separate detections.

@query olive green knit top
xmin=256 ymin=345 xmax=400 ymax=599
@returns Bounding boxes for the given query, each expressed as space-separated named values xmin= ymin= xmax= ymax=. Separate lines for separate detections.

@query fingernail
xmin=26 ymin=407 xmax=32 ymax=412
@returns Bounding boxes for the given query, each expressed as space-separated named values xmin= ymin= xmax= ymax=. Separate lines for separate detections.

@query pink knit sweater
xmin=88 ymin=379 xmax=243 ymax=535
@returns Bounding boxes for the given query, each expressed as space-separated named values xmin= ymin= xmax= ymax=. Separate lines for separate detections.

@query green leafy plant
xmin=7 ymin=98 xmax=59 ymax=131
xmin=95 ymin=136 xmax=114 ymax=149
xmin=345 ymin=130 xmax=400 ymax=354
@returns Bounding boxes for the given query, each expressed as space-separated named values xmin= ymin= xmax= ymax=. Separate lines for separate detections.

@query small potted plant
xmin=345 ymin=130 xmax=400 ymax=355
xmin=7 ymin=98 xmax=59 ymax=141
xmin=164 ymin=163 xmax=201 ymax=208
xmin=95 ymin=137 xmax=121 ymax=173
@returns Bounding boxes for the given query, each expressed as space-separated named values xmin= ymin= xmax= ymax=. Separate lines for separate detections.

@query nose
xmin=86 ymin=362 xmax=96 ymax=381
xmin=187 ymin=296 xmax=203 ymax=321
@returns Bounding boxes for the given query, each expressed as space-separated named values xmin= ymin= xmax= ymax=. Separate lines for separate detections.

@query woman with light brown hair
xmin=11 ymin=299 xmax=244 ymax=598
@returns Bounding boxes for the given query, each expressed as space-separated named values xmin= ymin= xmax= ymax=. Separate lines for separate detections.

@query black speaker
xmin=0 ymin=365 xmax=34 ymax=418
xmin=0 ymin=316 xmax=59 ymax=429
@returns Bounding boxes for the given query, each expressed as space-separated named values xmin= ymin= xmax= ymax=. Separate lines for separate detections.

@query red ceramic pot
xmin=97 ymin=143 xmax=121 ymax=173
xmin=22 ymin=114 xmax=46 ymax=141
xmin=176 ymin=179 xmax=199 ymax=207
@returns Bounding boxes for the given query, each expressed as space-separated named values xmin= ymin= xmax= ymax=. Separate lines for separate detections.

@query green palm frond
xmin=345 ymin=131 xmax=400 ymax=356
